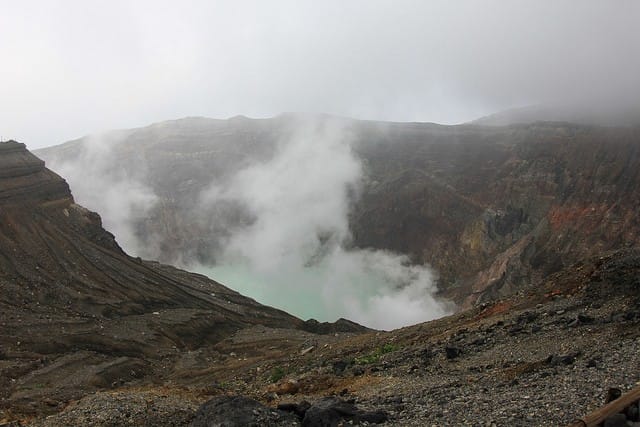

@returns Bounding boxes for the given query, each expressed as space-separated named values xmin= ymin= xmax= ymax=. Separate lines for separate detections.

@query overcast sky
xmin=1 ymin=0 xmax=639 ymax=148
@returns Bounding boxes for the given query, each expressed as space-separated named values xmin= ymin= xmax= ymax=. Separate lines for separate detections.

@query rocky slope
xmin=25 ymin=247 xmax=640 ymax=426
xmin=36 ymin=116 xmax=640 ymax=307
xmin=0 ymin=141 xmax=365 ymax=422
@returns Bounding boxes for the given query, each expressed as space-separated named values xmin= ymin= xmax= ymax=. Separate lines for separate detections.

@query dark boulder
xmin=301 ymin=397 xmax=388 ymax=426
xmin=191 ymin=395 xmax=298 ymax=427
xmin=278 ymin=401 xmax=311 ymax=419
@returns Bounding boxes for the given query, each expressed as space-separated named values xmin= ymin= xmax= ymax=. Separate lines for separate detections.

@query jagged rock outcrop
xmin=0 ymin=141 xmax=70 ymax=203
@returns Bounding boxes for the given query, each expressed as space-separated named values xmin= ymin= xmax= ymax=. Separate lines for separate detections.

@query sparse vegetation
xmin=269 ymin=366 xmax=286 ymax=383
xmin=355 ymin=343 xmax=399 ymax=365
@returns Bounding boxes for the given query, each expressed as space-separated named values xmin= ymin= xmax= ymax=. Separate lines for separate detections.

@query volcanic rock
xmin=35 ymin=116 xmax=640 ymax=307
xmin=191 ymin=395 xmax=298 ymax=427
xmin=300 ymin=397 xmax=388 ymax=426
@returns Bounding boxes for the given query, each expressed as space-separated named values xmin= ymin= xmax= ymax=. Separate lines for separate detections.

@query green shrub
xmin=270 ymin=366 xmax=286 ymax=383
xmin=355 ymin=343 xmax=399 ymax=365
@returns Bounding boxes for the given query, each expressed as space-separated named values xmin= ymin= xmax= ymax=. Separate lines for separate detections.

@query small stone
xmin=332 ymin=360 xmax=349 ymax=375
xmin=300 ymin=346 xmax=315 ymax=355
xmin=42 ymin=398 xmax=58 ymax=407
xmin=269 ymin=379 xmax=300 ymax=395
xmin=578 ymin=314 xmax=595 ymax=323
xmin=351 ymin=366 xmax=365 ymax=376
xmin=445 ymin=347 xmax=462 ymax=360
xmin=605 ymin=388 xmax=622 ymax=403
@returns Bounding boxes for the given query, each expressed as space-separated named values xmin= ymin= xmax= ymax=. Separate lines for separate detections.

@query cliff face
xmin=0 ymin=141 xmax=310 ymax=416
xmin=349 ymin=123 xmax=640 ymax=306
xmin=0 ymin=141 xmax=71 ymax=203
xmin=35 ymin=118 xmax=640 ymax=307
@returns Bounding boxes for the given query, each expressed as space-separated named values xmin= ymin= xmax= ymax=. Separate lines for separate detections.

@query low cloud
xmin=4 ymin=1 xmax=639 ymax=148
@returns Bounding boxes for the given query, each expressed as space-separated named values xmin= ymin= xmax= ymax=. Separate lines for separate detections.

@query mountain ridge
xmin=470 ymin=104 xmax=640 ymax=127
xmin=35 ymin=116 xmax=640 ymax=309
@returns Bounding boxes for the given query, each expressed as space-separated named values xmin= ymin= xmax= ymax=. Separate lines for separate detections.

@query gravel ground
xmin=353 ymin=311 xmax=640 ymax=426
xmin=29 ymin=389 xmax=200 ymax=427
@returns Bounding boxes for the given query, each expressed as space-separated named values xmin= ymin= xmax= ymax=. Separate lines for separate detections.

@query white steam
xmin=42 ymin=118 xmax=451 ymax=330
xmin=45 ymin=134 xmax=160 ymax=257
xmin=197 ymin=118 xmax=450 ymax=329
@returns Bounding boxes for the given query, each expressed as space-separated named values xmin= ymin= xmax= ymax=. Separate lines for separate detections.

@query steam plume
xmin=197 ymin=116 xmax=450 ymax=329
xmin=43 ymin=116 xmax=451 ymax=329
xmin=45 ymin=134 xmax=160 ymax=257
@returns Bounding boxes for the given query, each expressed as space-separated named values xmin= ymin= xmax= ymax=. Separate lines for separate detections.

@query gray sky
xmin=1 ymin=0 xmax=639 ymax=149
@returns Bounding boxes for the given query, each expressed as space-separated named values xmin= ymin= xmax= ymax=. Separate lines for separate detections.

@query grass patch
xmin=269 ymin=366 xmax=286 ymax=383
xmin=355 ymin=343 xmax=399 ymax=365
